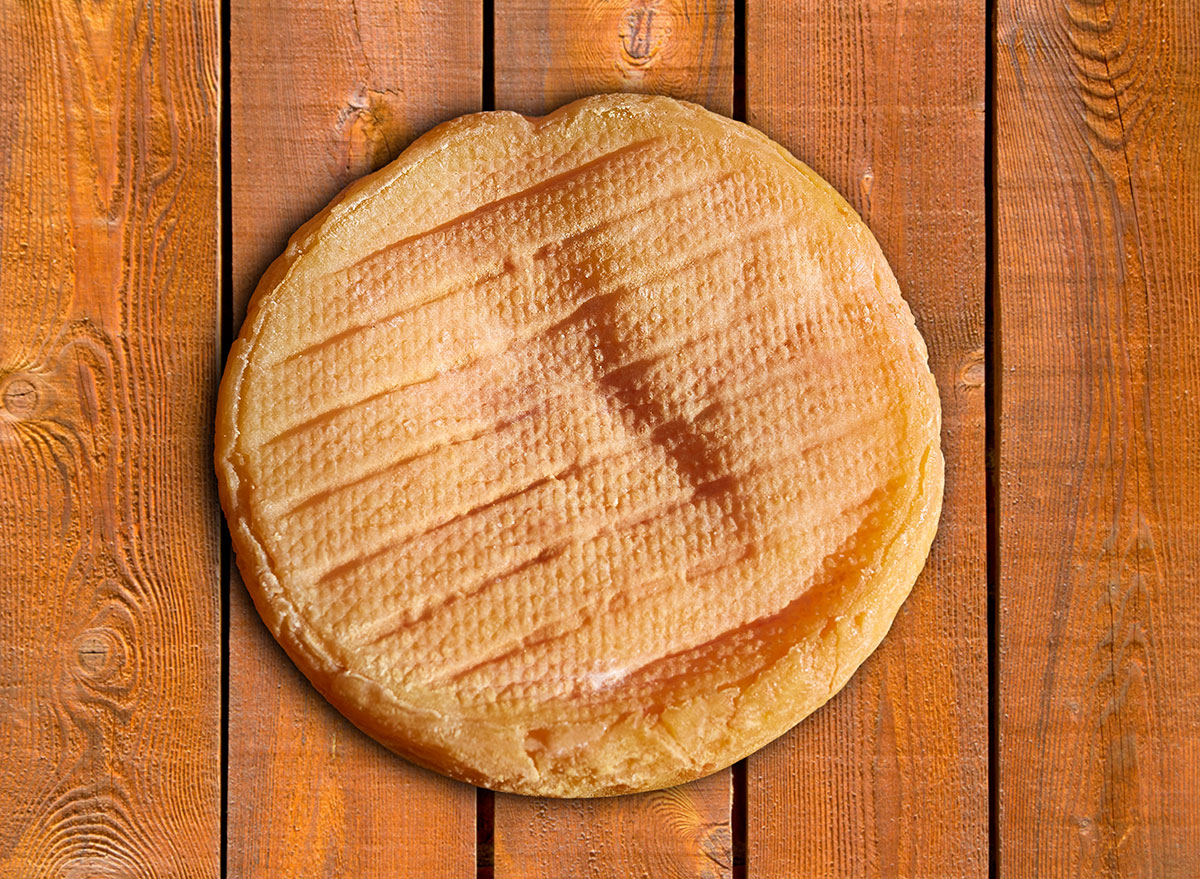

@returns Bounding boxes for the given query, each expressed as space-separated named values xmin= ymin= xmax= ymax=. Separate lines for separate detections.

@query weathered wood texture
xmin=228 ymin=1 xmax=481 ymax=875
xmin=997 ymin=1 xmax=1200 ymax=875
xmin=0 ymin=1 xmax=222 ymax=876
xmin=495 ymin=775 xmax=733 ymax=879
xmin=745 ymin=2 xmax=988 ymax=876
xmin=494 ymin=0 xmax=734 ymax=116
xmin=491 ymin=3 xmax=734 ymax=877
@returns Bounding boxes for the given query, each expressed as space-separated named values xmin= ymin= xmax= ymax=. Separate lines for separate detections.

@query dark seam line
xmin=476 ymin=786 xmax=495 ymax=879
xmin=218 ymin=0 xmax=233 ymax=875
xmin=482 ymin=0 xmax=495 ymax=111
xmin=732 ymin=1 xmax=748 ymax=875
xmin=985 ymin=0 xmax=1000 ymax=877
xmin=478 ymin=6 xmax=496 ymax=876
xmin=733 ymin=0 xmax=747 ymax=123
xmin=732 ymin=759 xmax=748 ymax=879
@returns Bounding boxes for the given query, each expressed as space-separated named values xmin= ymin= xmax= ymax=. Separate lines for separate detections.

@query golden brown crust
xmin=216 ymin=93 xmax=943 ymax=797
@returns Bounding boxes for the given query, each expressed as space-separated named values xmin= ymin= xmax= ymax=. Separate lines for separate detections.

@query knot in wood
xmin=958 ymin=348 xmax=985 ymax=389
xmin=73 ymin=627 xmax=125 ymax=683
xmin=621 ymin=3 xmax=668 ymax=66
xmin=2 ymin=377 xmax=38 ymax=417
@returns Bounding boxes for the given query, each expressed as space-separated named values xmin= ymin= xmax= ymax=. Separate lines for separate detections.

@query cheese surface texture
xmin=216 ymin=94 xmax=943 ymax=796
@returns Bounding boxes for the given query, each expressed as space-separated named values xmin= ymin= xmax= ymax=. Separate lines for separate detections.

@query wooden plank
xmin=490 ymin=3 xmax=734 ymax=877
xmin=494 ymin=0 xmax=734 ymax=116
xmin=227 ymin=1 xmax=481 ymax=875
xmin=0 ymin=1 xmax=221 ymax=876
xmin=495 ymin=775 xmax=732 ymax=878
xmin=745 ymin=2 xmax=987 ymax=876
xmin=996 ymin=2 xmax=1200 ymax=875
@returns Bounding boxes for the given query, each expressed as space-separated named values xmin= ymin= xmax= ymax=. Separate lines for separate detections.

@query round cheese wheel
xmin=216 ymin=94 xmax=943 ymax=797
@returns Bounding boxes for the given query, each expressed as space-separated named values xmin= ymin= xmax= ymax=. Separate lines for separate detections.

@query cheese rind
xmin=216 ymin=94 xmax=944 ymax=797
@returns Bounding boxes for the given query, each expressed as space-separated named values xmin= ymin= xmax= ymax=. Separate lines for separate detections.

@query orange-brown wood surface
xmin=0 ymin=0 xmax=222 ymax=876
xmin=996 ymin=1 xmax=1200 ymax=875
xmin=745 ymin=2 xmax=989 ymax=877
xmin=227 ymin=1 xmax=480 ymax=875
xmin=494 ymin=0 xmax=734 ymax=116
xmin=490 ymin=3 xmax=735 ymax=876
xmin=496 ymin=777 xmax=733 ymax=879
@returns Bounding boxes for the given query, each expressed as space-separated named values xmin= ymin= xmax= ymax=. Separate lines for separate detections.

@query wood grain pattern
xmin=745 ymin=2 xmax=988 ymax=876
xmin=494 ymin=0 xmax=734 ymax=116
xmin=997 ymin=1 xmax=1200 ymax=875
xmin=0 ymin=0 xmax=221 ymax=876
xmin=491 ymin=3 xmax=734 ymax=877
xmin=228 ymin=0 xmax=480 ymax=875
xmin=496 ymin=774 xmax=732 ymax=878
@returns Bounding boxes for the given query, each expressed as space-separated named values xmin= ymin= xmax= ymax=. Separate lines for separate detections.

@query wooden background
xmin=0 ymin=0 xmax=1195 ymax=876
